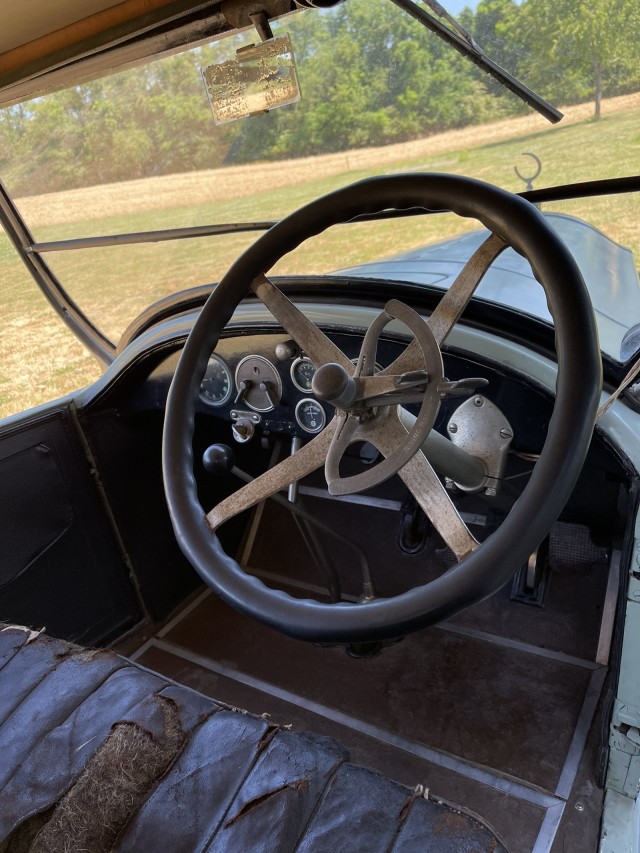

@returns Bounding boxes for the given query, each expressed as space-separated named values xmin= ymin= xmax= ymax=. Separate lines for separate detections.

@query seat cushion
xmin=0 ymin=623 xmax=507 ymax=852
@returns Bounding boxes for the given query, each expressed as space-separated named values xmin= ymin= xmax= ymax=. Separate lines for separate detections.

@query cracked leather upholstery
xmin=0 ymin=624 xmax=506 ymax=852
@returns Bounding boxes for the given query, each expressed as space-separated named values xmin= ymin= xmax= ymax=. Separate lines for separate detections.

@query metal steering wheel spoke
xmin=374 ymin=413 xmax=479 ymax=561
xmin=324 ymin=412 xmax=361 ymax=493
xmin=250 ymin=274 xmax=352 ymax=371
xmin=205 ymin=420 xmax=337 ymax=531
xmin=399 ymin=451 xmax=478 ymax=561
xmin=427 ymin=232 xmax=506 ymax=345
xmin=380 ymin=232 xmax=507 ymax=377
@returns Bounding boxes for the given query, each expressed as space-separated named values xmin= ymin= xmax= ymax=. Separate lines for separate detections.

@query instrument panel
xmin=137 ymin=327 xmax=555 ymax=469
xmin=197 ymin=334 xmax=332 ymax=438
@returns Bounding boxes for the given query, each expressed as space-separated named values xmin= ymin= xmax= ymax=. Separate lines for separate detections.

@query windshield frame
xmin=2 ymin=172 xmax=638 ymax=369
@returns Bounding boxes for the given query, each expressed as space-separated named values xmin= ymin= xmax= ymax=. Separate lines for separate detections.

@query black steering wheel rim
xmin=163 ymin=173 xmax=601 ymax=643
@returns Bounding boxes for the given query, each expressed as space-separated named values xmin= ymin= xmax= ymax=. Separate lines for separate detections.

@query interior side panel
xmin=0 ymin=408 xmax=140 ymax=643
xmin=78 ymin=409 xmax=202 ymax=621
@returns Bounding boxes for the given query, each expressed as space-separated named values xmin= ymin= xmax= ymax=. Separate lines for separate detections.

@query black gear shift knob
xmin=202 ymin=443 xmax=235 ymax=476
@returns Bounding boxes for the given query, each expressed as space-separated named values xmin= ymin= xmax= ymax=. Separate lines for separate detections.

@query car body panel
xmin=338 ymin=212 xmax=640 ymax=361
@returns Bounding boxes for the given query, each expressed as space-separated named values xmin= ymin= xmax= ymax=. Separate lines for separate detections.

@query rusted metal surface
xmin=380 ymin=231 xmax=507 ymax=375
xmin=251 ymin=274 xmax=353 ymax=371
xmin=205 ymin=421 xmax=337 ymax=530
xmin=213 ymin=275 xmax=492 ymax=554
xmin=322 ymin=298 xmax=446 ymax=496
xmin=373 ymin=413 xmax=479 ymax=560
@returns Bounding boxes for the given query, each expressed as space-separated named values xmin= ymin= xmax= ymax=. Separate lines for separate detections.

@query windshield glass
xmin=0 ymin=0 xmax=639 ymax=415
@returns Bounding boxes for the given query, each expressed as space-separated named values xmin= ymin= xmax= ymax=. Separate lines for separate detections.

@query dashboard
xmin=200 ymin=346 xmax=327 ymax=439
xmin=187 ymin=329 xmax=552 ymax=462
xmin=79 ymin=313 xmax=631 ymax=604
xmin=193 ymin=331 xmax=369 ymax=445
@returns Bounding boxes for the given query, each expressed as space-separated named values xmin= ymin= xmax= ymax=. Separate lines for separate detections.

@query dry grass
xmin=17 ymin=91 xmax=640 ymax=229
xmin=1 ymin=91 xmax=639 ymax=420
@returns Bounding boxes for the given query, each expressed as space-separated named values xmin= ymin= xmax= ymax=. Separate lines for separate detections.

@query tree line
xmin=0 ymin=0 xmax=638 ymax=196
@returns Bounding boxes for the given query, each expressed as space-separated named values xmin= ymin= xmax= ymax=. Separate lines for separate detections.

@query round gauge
xmin=291 ymin=356 xmax=316 ymax=392
xmin=295 ymin=398 xmax=326 ymax=434
xmin=235 ymin=354 xmax=282 ymax=412
xmin=199 ymin=354 xmax=233 ymax=407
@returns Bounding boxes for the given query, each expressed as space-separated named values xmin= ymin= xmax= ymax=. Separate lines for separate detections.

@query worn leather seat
xmin=0 ymin=623 xmax=506 ymax=852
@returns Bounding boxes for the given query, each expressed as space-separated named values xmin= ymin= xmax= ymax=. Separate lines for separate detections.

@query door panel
xmin=0 ymin=407 xmax=140 ymax=644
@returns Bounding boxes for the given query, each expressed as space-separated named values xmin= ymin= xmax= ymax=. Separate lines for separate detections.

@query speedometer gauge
xmin=199 ymin=354 xmax=233 ymax=407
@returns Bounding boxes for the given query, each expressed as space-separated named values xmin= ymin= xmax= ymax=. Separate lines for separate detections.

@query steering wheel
xmin=163 ymin=174 xmax=601 ymax=643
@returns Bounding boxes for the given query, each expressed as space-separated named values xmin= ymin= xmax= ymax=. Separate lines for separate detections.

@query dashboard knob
xmin=202 ymin=444 xmax=235 ymax=476
xmin=275 ymin=340 xmax=299 ymax=361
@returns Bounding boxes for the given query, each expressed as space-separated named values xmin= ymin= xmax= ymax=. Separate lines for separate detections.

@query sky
xmin=438 ymin=0 xmax=477 ymax=14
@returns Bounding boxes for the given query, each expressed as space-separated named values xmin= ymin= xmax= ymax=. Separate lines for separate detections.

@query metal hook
xmin=514 ymin=152 xmax=542 ymax=191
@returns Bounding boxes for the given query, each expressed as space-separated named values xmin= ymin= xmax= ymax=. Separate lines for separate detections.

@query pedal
xmin=509 ymin=537 xmax=550 ymax=607
xmin=398 ymin=491 xmax=433 ymax=555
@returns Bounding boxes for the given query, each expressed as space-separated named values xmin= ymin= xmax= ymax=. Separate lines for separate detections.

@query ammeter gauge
xmin=295 ymin=398 xmax=326 ymax=434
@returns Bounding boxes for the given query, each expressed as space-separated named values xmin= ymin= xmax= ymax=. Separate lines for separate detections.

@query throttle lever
xmin=438 ymin=377 xmax=489 ymax=398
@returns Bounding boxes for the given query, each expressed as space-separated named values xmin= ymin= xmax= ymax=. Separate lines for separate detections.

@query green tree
xmin=4 ymin=0 xmax=639 ymax=190
xmin=509 ymin=0 xmax=640 ymax=117
xmin=228 ymin=0 xmax=491 ymax=162
xmin=461 ymin=0 xmax=525 ymax=109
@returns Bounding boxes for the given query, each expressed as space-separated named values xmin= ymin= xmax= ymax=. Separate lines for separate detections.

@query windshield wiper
xmin=389 ymin=0 xmax=563 ymax=124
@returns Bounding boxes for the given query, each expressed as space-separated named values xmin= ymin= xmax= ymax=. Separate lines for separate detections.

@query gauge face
xmin=235 ymin=354 xmax=282 ymax=412
xmin=291 ymin=356 xmax=316 ymax=392
xmin=199 ymin=354 xmax=233 ymax=407
xmin=295 ymin=398 xmax=326 ymax=434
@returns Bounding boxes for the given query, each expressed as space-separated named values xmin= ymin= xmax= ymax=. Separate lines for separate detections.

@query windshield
xmin=0 ymin=0 xmax=639 ymax=417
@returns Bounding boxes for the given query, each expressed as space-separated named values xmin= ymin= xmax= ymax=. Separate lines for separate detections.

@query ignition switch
xmin=230 ymin=409 xmax=261 ymax=443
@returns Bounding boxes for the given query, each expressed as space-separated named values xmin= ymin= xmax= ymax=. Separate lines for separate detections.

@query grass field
xmin=1 ymin=91 xmax=639 ymax=419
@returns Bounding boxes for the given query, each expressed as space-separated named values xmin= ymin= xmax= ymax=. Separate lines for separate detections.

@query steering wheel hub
xmin=312 ymin=362 xmax=357 ymax=409
xmin=321 ymin=299 xmax=445 ymax=496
